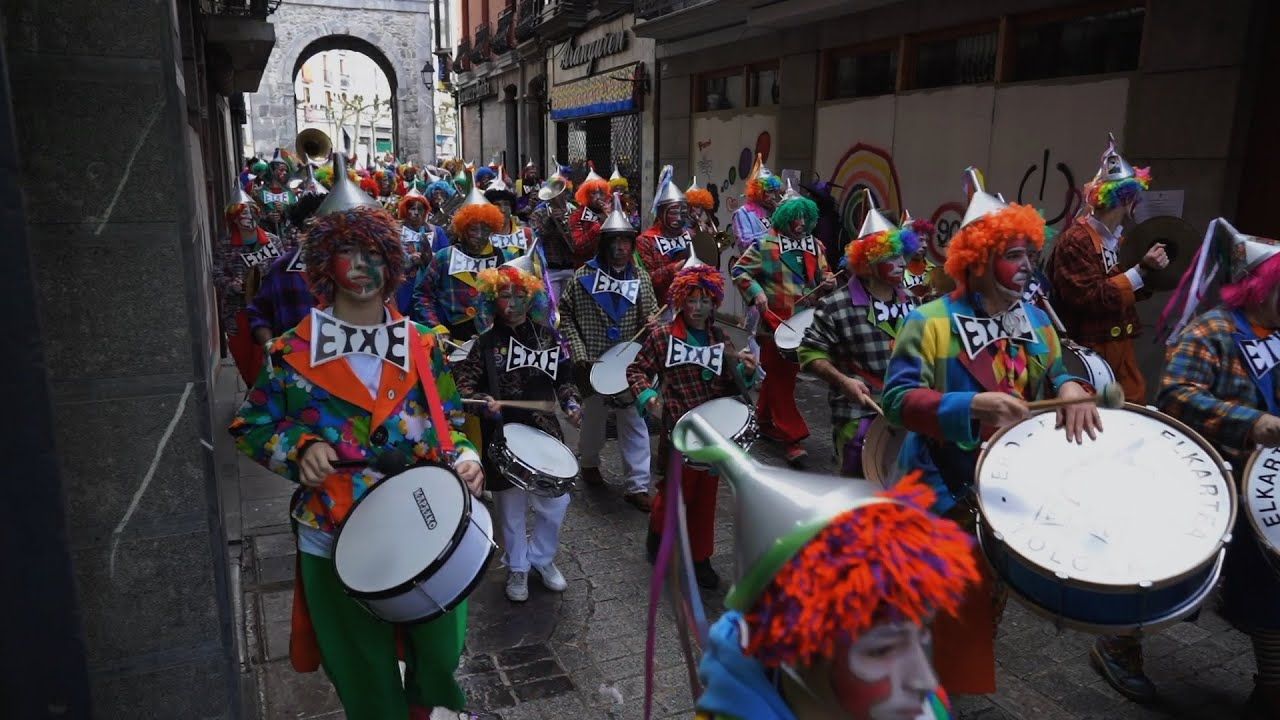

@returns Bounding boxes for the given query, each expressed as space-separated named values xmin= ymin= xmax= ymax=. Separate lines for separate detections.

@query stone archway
xmin=247 ymin=0 xmax=437 ymax=162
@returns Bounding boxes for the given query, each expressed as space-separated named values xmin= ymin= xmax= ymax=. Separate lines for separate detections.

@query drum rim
xmin=1241 ymin=446 xmax=1280 ymax=559
xmin=978 ymin=522 xmax=1226 ymax=634
xmin=773 ymin=307 xmax=816 ymax=350
xmin=861 ymin=415 xmax=904 ymax=488
xmin=383 ymin=524 xmax=497 ymax=625
xmin=589 ymin=341 xmax=643 ymax=395
xmin=333 ymin=462 xmax=478 ymax=599
xmin=496 ymin=422 xmax=579 ymax=483
xmin=975 ymin=403 xmax=1237 ymax=592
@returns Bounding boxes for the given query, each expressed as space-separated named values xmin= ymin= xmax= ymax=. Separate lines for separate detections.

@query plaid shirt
xmin=245 ymin=249 xmax=316 ymax=338
xmin=1046 ymin=218 xmax=1147 ymax=344
xmin=1157 ymin=307 xmax=1268 ymax=469
xmin=636 ymin=223 xmax=692 ymax=303
xmin=731 ymin=201 xmax=771 ymax=251
xmin=559 ymin=260 xmax=657 ymax=362
xmin=731 ymin=231 xmax=831 ymax=334
xmin=626 ymin=318 xmax=745 ymax=430
xmin=798 ymin=277 xmax=910 ymax=424
xmin=214 ymin=228 xmax=283 ymax=328
xmin=412 ymin=242 xmax=522 ymax=328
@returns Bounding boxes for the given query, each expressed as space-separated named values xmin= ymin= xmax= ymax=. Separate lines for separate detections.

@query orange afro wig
xmin=744 ymin=472 xmax=979 ymax=668
xmin=686 ymin=187 xmax=714 ymax=211
xmin=943 ymin=204 xmax=1046 ymax=290
xmin=451 ymin=203 xmax=505 ymax=237
xmin=668 ymin=263 xmax=725 ymax=308
xmin=397 ymin=194 xmax=430 ymax=220
xmin=359 ymin=176 xmax=381 ymax=197
xmin=574 ymin=178 xmax=611 ymax=208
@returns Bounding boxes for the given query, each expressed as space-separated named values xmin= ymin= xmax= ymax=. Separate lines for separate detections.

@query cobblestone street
xmin=217 ymin=329 xmax=1258 ymax=720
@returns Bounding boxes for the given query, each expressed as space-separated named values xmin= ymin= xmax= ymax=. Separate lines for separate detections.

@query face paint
xmin=273 ymin=165 xmax=287 ymax=184
xmin=496 ymin=288 xmax=530 ymax=326
xmin=589 ymin=190 xmax=608 ymax=212
xmin=431 ymin=190 xmax=446 ymax=209
xmin=829 ymin=623 xmax=938 ymax=720
xmin=463 ymin=223 xmax=491 ymax=254
xmin=662 ymin=203 xmax=686 ymax=232
xmin=788 ymin=217 xmax=807 ymax=238
xmin=407 ymin=203 xmax=425 ymax=226
xmin=237 ymin=206 xmax=257 ymax=230
xmin=992 ymin=238 xmax=1033 ymax=298
xmin=333 ymin=245 xmax=387 ymax=299
xmin=609 ymin=237 xmax=634 ymax=269
xmin=874 ymin=256 xmax=906 ymax=285
xmin=682 ymin=289 xmax=714 ymax=327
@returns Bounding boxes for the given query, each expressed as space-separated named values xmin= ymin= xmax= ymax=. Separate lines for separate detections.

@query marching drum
xmin=861 ymin=416 xmax=906 ymax=489
xmin=676 ymin=397 xmax=758 ymax=470
xmin=447 ymin=338 xmax=475 ymax=364
xmin=490 ymin=423 xmax=580 ymax=497
xmin=590 ymin=341 xmax=644 ymax=408
xmin=1241 ymin=446 xmax=1280 ymax=572
xmin=773 ymin=307 xmax=817 ymax=362
xmin=975 ymin=405 xmax=1234 ymax=633
xmin=334 ymin=464 xmax=496 ymax=624
xmin=1061 ymin=339 xmax=1116 ymax=390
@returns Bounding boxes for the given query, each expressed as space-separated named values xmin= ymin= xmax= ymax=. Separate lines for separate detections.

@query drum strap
xmin=409 ymin=335 xmax=456 ymax=455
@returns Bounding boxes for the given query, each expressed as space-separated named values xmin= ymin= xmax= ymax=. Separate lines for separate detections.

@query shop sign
xmin=458 ymin=78 xmax=495 ymax=105
xmin=560 ymin=30 xmax=629 ymax=74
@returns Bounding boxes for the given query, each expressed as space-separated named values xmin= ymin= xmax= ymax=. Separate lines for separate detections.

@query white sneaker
xmin=506 ymin=570 xmax=529 ymax=602
xmin=532 ymin=562 xmax=568 ymax=592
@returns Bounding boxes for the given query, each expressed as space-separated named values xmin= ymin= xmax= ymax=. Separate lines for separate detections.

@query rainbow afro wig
xmin=944 ymin=204 xmax=1046 ymax=290
xmin=574 ymin=178 xmax=611 ymax=208
xmin=686 ymin=187 xmax=714 ymax=211
xmin=769 ymin=196 xmax=819 ymax=235
xmin=846 ymin=227 xmax=923 ymax=276
xmin=302 ymin=206 xmax=405 ymax=305
xmin=452 ymin=203 xmax=505 ymax=238
xmin=743 ymin=471 xmax=979 ymax=669
xmin=476 ymin=265 xmax=551 ymax=326
xmin=747 ymin=173 xmax=783 ymax=204
xmin=1085 ymin=167 xmax=1152 ymax=211
xmin=668 ymin=263 xmax=725 ymax=309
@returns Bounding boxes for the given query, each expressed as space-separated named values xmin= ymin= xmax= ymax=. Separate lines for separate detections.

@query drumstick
xmin=627 ymin=305 xmax=669 ymax=344
xmin=794 ymin=268 xmax=845 ymax=306
xmin=1025 ymin=382 xmax=1125 ymax=412
xmin=766 ymin=309 xmax=796 ymax=333
xmin=461 ymin=398 xmax=559 ymax=412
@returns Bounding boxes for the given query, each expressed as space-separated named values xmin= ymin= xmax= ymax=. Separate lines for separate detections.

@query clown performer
xmin=425 ymin=169 xmax=460 ymax=242
xmin=1048 ymin=133 xmax=1164 ymax=405
xmin=800 ymin=195 xmax=921 ymax=477
xmin=881 ymin=168 xmax=1102 ymax=696
xmin=529 ymin=161 xmax=579 ymax=297
xmin=559 ymin=193 xmax=659 ymax=511
xmin=453 ymin=258 xmax=583 ymax=603
xmin=414 ymin=170 xmax=523 ymax=340
xmin=228 ymin=174 xmax=486 ymax=719
xmin=1157 ymin=218 xmax=1280 ymax=719
xmin=246 ymin=192 xmax=329 ymax=348
xmin=731 ymin=154 xmax=783 ymax=251
xmin=515 ymin=159 xmax=542 ymax=221
xmin=256 ymin=148 xmax=298 ymax=246
xmin=216 ymin=183 xmax=284 ymax=385
xmin=668 ymin=409 xmax=978 ymax=720
xmin=731 ymin=182 xmax=836 ymax=468
xmin=636 ymin=166 xmax=694 ymax=303
xmin=569 ymin=161 xmax=612 ymax=264
xmin=484 ymin=167 xmax=534 ymax=256
xmin=626 ymin=255 xmax=758 ymax=589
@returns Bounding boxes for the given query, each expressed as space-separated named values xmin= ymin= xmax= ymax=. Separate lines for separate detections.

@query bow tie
xmin=591 ymin=269 xmax=640 ymax=304
xmin=309 ymin=308 xmax=411 ymax=371
xmin=954 ymin=303 xmax=1036 ymax=358
xmin=778 ymin=235 xmax=818 ymax=256
xmin=448 ymin=248 xmax=500 ymax=276
xmin=666 ymin=336 xmax=725 ymax=374
xmin=1241 ymin=334 xmax=1280 ymax=379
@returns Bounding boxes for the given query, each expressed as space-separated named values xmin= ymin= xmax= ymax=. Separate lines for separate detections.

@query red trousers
xmin=649 ymin=464 xmax=719 ymax=562
xmin=756 ymin=337 xmax=808 ymax=444
xmin=227 ymin=310 xmax=265 ymax=387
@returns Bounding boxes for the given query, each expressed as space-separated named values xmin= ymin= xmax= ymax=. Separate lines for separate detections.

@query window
xmin=824 ymin=43 xmax=898 ymax=100
xmin=696 ymin=63 xmax=777 ymax=112
xmin=1012 ymin=5 xmax=1144 ymax=82
xmin=749 ymin=66 xmax=779 ymax=106
xmin=912 ymin=28 xmax=997 ymax=89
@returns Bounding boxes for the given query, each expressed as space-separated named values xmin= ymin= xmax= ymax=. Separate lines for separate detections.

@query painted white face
xmin=236 ymin=205 xmax=257 ymax=230
xmin=681 ymin=288 xmax=714 ymax=327
xmin=828 ymin=622 xmax=938 ymax=720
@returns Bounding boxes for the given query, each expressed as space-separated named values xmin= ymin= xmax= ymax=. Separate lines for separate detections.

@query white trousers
xmin=579 ymin=394 xmax=651 ymax=494
xmin=493 ymin=488 xmax=570 ymax=573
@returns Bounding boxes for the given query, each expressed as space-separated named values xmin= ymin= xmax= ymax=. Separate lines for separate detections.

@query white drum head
xmin=334 ymin=466 xmax=468 ymax=595
xmin=862 ymin=417 xmax=905 ymax=489
xmin=774 ymin=308 xmax=816 ymax=350
xmin=590 ymin=342 xmax=642 ymax=396
xmin=503 ymin=424 xmax=578 ymax=479
xmin=1062 ymin=340 xmax=1116 ymax=388
xmin=1244 ymin=446 xmax=1280 ymax=558
xmin=679 ymin=398 xmax=751 ymax=452
xmin=977 ymin=407 xmax=1233 ymax=588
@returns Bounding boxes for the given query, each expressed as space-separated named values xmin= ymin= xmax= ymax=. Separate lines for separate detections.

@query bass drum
xmin=975 ymin=405 xmax=1234 ymax=633
xmin=1241 ymin=446 xmax=1280 ymax=574
xmin=1061 ymin=339 xmax=1115 ymax=389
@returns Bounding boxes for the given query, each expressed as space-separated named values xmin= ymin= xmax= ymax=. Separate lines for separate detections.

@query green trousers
xmin=300 ymin=552 xmax=467 ymax=719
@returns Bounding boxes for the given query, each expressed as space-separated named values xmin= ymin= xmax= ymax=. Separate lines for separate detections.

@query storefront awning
xmin=549 ymin=63 xmax=638 ymax=121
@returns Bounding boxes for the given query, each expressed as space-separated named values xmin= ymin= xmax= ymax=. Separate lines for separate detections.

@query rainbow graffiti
xmin=827 ymin=143 xmax=903 ymax=237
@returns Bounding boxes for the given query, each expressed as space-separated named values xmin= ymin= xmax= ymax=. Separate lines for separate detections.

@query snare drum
xmin=333 ymin=465 xmax=496 ymax=624
xmin=490 ymin=423 xmax=580 ymax=497
xmin=975 ymin=405 xmax=1234 ymax=633
xmin=447 ymin=339 xmax=475 ymax=364
xmin=1241 ymin=446 xmax=1280 ymax=572
xmin=773 ymin=307 xmax=817 ymax=362
xmin=861 ymin=416 xmax=906 ymax=489
xmin=590 ymin=341 xmax=644 ymax=408
xmin=1061 ymin=339 xmax=1115 ymax=390
xmin=676 ymin=397 xmax=757 ymax=470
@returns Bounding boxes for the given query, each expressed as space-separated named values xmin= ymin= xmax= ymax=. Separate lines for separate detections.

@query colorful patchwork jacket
xmin=636 ymin=224 xmax=693 ymax=303
xmin=412 ymin=242 xmax=523 ymax=330
xmin=731 ymin=231 xmax=831 ymax=334
xmin=228 ymin=307 xmax=475 ymax=532
xmin=882 ymin=292 xmax=1078 ymax=513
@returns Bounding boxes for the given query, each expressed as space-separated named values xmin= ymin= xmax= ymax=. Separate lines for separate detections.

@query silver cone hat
xmin=316 ymin=153 xmax=382 ymax=216
xmin=857 ymin=188 xmax=896 ymax=239
xmin=602 ymin=192 xmax=634 ymax=234
xmin=1215 ymin=217 xmax=1280 ymax=284
xmin=959 ymin=166 xmax=1007 ymax=229
xmin=1094 ymin=132 xmax=1137 ymax=183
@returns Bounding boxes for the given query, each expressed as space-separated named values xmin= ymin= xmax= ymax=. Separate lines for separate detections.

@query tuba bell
xmin=296 ymin=128 xmax=332 ymax=164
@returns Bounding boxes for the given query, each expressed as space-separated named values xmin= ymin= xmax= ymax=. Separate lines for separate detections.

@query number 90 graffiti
xmin=927 ymin=202 xmax=965 ymax=264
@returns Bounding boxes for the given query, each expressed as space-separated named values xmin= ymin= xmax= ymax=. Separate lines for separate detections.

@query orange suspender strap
xmin=410 ymin=333 xmax=456 ymax=455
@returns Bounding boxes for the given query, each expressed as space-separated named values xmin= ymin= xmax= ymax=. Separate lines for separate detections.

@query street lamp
xmin=421 ymin=60 xmax=434 ymax=88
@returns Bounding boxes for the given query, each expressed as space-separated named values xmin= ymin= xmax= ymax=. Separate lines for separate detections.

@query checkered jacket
xmin=1157 ymin=307 xmax=1267 ymax=469
xmin=1046 ymin=217 xmax=1146 ymax=344
xmin=411 ymin=243 xmax=522 ymax=328
xmin=731 ymin=231 xmax=831 ymax=334
xmin=798 ymin=277 xmax=907 ymax=424
xmin=626 ymin=318 xmax=744 ymax=430
xmin=558 ymin=261 xmax=657 ymax=362
xmin=569 ymin=205 xmax=605 ymax=265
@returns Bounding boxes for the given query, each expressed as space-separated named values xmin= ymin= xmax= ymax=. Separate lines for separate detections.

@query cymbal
xmin=1118 ymin=215 xmax=1198 ymax=292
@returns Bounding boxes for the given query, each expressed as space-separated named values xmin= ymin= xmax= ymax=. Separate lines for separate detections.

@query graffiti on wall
xmin=691 ymin=117 xmax=777 ymax=230
xmin=1017 ymin=148 xmax=1084 ymax=229
xmin=827 ymin=143 xmax=903 ymax=238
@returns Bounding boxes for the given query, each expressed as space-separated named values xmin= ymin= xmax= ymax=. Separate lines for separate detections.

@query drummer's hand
xmin=475 ymin=394 xmax=502 ymax=417
xmin=566 ymin=406 xmax=582 ymax=428
xmin=817 ymin=275 xmax=838 ymax=294
xmin=646 ymin=396 xmax=663 ymax=420
xmin=1055 ymin=381 xmax=1101 ymax=444
xmin=751 ymin=293 xmax=768 ymax=311
xmin=456 ymin=460 xmax=484 ymax=497
xmin=972 ymin=392 xmax=1030 ymax=429
xmin=1141 ymin=242 xmax=1169 ymax=271
xmin=839 ymin=376 xmax=873 ymax=407
xmin=737 ymin=348 xmax=757 ymax=375
xmin=1251 ymin=414 xmax=1280 ymax=447
xmin=299 ymin=442 xmax=338 ymax=488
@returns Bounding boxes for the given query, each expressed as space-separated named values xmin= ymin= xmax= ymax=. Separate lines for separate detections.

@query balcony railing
xmin=454 ymin=38 xmax=472 ymax=73
xmin=533 ymin=0 xmax=590 ymax=43
xmin=635 ymin=0 xmax=708 ymax=21
xmin=472 ymin=23 xmax=491 ymax=64
xmin=200 ymin=0 xmax=279 ymax=18
xmin=493 ymin=7 xmax=516 ymax=55
xmin=515 ymin=0 xmax=543 ymax=43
